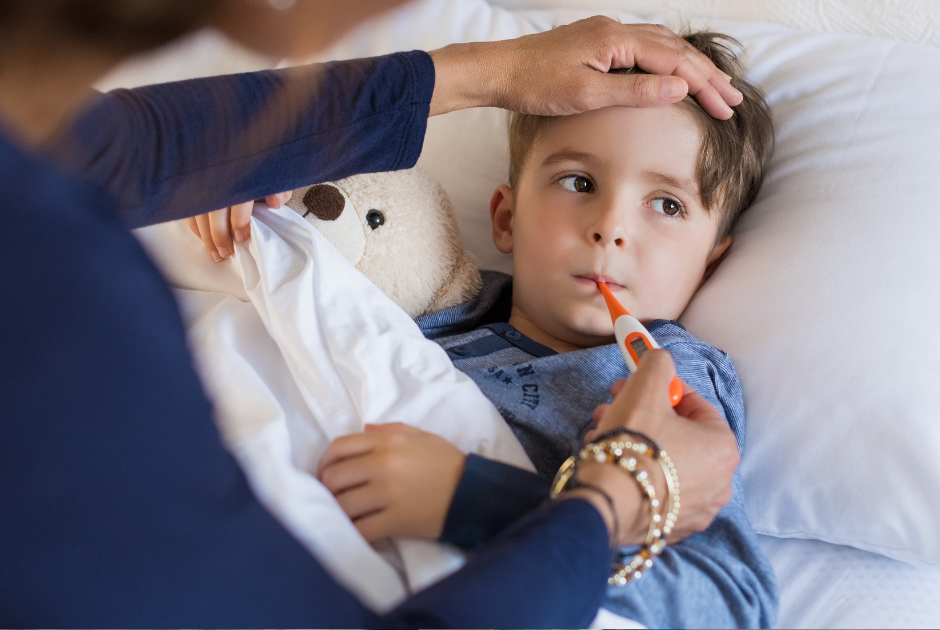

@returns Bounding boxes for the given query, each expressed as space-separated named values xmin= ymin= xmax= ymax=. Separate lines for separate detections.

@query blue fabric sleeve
xmin=50 ymin=51 xmax=434 ymax=228
xmin=441 ymin=454 xmax=550 ymax=551
xmin=395 ymin=497 xmax=611 ymax=629
xmin=0 ymin=142 xmax=376 ymax=627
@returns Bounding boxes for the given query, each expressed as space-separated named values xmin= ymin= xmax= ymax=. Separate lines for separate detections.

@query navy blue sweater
xmin=0 ymin=51 xmax=610 ymax=627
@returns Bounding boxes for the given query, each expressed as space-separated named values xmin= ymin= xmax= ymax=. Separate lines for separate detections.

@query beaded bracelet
xmin=590 ymin=428 xmax=680 ymax=539
xmin=550 ymin=433 xmax=680 ymax=586
xmin=592 ymin=426 xmax=662 ymax=454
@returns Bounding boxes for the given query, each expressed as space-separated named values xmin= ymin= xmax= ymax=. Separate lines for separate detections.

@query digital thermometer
xmin=598 ymin=282 xmax=683 ymax=407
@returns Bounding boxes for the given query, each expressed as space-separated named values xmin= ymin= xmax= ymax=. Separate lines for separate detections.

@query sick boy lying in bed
xmin=315 ymin=31 xmax=779 ymax=628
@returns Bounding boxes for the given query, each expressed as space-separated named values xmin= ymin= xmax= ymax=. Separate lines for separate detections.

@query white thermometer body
xmin=613 ymin=313 xmax=660 ymax=373
xmin=598 ymin=282 xmax=683 ymax=407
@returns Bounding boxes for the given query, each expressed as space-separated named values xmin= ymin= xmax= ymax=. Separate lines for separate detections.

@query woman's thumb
xmin=608 ymin=73 xmax=688 ymax=107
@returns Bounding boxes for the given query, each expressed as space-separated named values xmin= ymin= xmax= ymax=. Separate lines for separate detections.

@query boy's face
xmin=491 ymin=104 xmax=731 ymax=348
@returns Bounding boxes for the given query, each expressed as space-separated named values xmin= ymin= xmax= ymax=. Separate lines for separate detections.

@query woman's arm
xmin=53 ymin=18 xmax=742 ymax=235
xmin=382 ymin=497 xmax=611 ymax=629
xmin=52 ymin=52 xmax=434 ymax=229
xmin=441 ymin=454 xmax=550 ymax=551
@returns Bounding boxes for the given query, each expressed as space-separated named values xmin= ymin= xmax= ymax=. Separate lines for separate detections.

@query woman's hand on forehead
xmin=429 ymin=16 xmax=743 ymax=120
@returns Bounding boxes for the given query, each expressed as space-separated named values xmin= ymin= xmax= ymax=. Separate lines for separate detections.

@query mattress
xmin=759 ymin=535 xmax=940 ymax=628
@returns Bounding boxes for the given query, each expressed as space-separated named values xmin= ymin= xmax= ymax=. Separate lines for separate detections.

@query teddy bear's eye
xmin=366 ymin=209 xmax=385 ymax=230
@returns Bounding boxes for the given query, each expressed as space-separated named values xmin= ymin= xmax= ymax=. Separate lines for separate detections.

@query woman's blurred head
xmin=0 ymin=0 xmax=412 ymax=147
xmin=0 ymin=0 xmax=412 ymax=59
xmin=0 ymin=0 xmax=222 ymax=55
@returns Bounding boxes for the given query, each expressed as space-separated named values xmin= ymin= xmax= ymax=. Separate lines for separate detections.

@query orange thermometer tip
xmin=598 ymin=282 xmax=684 ymax=408
xmin=597 ymin=281 xmax=631 ymax=324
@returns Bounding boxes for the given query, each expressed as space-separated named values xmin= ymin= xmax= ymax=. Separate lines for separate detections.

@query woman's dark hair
xmin=0 ymin=0 xmax=222 ymax=54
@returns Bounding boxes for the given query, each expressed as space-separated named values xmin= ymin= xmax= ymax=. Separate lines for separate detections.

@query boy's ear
xmin=490 ymin=184 xmax=515 ymax=254
xmin=701 ymin=235 xmax=732 ymax=285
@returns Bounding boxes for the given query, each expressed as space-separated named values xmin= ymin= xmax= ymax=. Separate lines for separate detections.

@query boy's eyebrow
xmin=644 ymin=171 xmax=699 ymax=195
xmin=539 ymin=149 xmax=599 ymax=168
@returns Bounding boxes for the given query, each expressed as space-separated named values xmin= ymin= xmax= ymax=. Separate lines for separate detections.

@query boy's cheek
xmin=642 ymin=270 xmax=702 ymax=321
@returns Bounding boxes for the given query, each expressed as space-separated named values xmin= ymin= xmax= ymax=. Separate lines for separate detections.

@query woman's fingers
xmin=185 ymin=216 xmax=201 ymax=239
xmin=430 ymin=16 xmax=743 ymax=119
xmin=610 ymin=40 xmax=733 ymax=119
xmin=583 ymin=351 xmax=738 ymax=542
xmin=629 ymin=24 xmax=742 ymax=99
xmin=674 ymin=385 xmax=724 ymax=424
xmin=194 ymin=213 xmax=223 ymax=261
xmin=207 ymin=207 xmax=234 ymax=259
xmin=609 ymin=379 xmax=627 ymax=397
xmin=265 ymin=194 xmax=282 ymax=209
xmin=263 ymin=191 xmax=293 ymax=209
xmin=614 ymin=23 xmax=742 ymax=116
xmin=229 ymin=200 xmax=254 ymax=244
xmin=187 ymin=193 xmax=291 ymax=258
xmin=592 ymin=350 xmax=676 ymax=435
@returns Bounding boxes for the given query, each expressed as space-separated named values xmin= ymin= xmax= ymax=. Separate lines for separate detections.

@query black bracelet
xmin=569 ymin=475 xmax=620 ymax=549
xmin=575 ymin=482 xmax=620 ymax=549
xmin=591 ymin=427 xmax=661 ymax=457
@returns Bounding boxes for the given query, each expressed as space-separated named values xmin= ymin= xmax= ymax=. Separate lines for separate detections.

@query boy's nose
xmin=593 ymin=231 xmax=624 ymax=247
xmin=587 ymin=198 xmax=628 ymax=247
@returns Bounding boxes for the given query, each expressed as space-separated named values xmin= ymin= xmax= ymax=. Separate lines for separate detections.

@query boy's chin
xmin=559 ymin=320 xmax=617 ymax=348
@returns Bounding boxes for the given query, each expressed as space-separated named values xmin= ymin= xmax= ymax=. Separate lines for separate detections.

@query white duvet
xmin=136 ymin=205 xmax=534 ymax=613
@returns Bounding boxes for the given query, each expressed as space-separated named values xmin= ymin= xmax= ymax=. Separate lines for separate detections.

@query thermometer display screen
xmin=630 ymin=336 xmax=649 ymax=359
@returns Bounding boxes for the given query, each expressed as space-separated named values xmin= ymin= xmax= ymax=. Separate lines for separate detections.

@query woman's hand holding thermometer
xmin=597 ymin=282 xmax=683 ymax=407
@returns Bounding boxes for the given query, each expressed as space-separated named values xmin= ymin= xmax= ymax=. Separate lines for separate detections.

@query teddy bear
xmin=285 ymin=167 xmax=482 ymax=319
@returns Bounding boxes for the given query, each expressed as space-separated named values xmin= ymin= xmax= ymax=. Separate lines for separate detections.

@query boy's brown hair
xmin=508 ymin=31 xmax=774 ymax=244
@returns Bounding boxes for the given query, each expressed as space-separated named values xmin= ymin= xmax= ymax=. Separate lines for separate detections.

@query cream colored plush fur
xmin=287 ymin=168 xmax=482 ymax=318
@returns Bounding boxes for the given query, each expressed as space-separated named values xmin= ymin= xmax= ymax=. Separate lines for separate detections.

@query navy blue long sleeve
xmin=1 ymin=52 xmax=612 ymax=626
xmin=51 ymin=52 xmax=434 ymax=228
xmin=442 ymin=454 xmax=550 ymax=551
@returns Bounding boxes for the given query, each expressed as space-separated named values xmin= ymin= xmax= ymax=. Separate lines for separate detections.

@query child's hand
xmin=317 ymin=423 xmax=466 ymax=542
xmin=185 ymin=191 xmax=292 ymax=262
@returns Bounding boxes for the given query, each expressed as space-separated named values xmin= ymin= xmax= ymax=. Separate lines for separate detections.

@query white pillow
xmin=492 ymin=0 xmax=940 ymax=49
xmin=682 ymin=20 xmax=940 ymax=567
xmin=316 ymin=1 xmax=940 ymax=568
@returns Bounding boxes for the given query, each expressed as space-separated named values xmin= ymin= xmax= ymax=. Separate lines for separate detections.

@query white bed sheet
xmin=760 ymin=535 xmax=940 ymax=628
xmin=137 ymin=207 xmax=534 ymax=612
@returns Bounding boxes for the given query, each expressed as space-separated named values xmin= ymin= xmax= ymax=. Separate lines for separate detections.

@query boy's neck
xmin=507 ymin=306 xmax=588 ymax=354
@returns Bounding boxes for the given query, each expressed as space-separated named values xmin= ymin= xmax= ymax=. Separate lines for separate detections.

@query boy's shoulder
xmin=648 ymin=319 xmax=745 ymax=451
xmin=416 ymin=270 xmax=513 ymax=339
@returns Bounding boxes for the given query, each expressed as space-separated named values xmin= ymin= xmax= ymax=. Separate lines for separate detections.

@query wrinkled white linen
xmin=138 ymin=205 xmax=533 ymax=612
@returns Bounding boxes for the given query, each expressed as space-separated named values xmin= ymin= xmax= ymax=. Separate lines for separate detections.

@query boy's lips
xmin=574 ymin=273 xmax=624 ymax=291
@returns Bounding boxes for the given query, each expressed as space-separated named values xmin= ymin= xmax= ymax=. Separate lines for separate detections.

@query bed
xmin=100 ymin=0 xmax=940 ymax=626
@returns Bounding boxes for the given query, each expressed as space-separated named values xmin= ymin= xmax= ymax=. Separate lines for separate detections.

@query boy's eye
xmin=650 ymin=197 xmax=684 ymax=217
xmin=558 ymin=175 xmax=594 ymax=193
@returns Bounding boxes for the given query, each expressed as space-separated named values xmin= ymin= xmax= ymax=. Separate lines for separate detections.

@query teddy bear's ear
xmin=423 ymin=249 xmax=483 ymax=316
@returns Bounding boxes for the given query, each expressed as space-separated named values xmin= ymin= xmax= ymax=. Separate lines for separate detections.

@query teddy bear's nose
xmin=302 ymin=184 xmax=345 ymax=221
